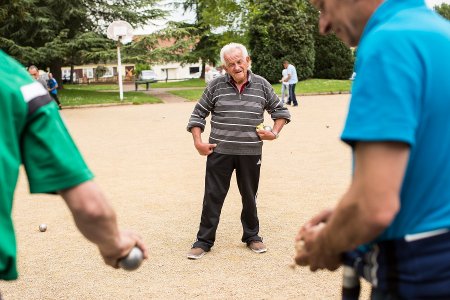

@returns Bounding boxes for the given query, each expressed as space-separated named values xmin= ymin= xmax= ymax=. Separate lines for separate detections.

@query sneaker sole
xmin=187 ymin=252 xmax=206 ymax=260
xmin=249 ymin=247 xmax=267 ymax=254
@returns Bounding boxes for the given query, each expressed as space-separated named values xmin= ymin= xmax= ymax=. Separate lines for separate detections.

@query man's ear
xmin=246 ymin=56 xmax=251 ymax=63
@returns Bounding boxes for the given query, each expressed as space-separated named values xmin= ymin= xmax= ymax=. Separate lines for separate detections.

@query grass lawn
xmin=58 ymin=79 xmax=350 ymax=106
xmin=168 ymin=79 xmax=352 ymax=102
xmin=151 ymin=78 xmax=206 ymax=88
xmin=62 ymin=84 xmax=120 ymax=91
xmin=273 ymin=79 xmax=351 ymax=94
xmin=169 ymin=89 xmax=205 ymax=101
xmin=61 ymin=78 xmax=205 ymax=92
xmin=59 ymin=88 xmax=161 ymax=106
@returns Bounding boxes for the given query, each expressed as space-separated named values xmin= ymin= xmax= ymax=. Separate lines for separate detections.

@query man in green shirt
xmin=0 ymin=51 xmax=148 ymax=287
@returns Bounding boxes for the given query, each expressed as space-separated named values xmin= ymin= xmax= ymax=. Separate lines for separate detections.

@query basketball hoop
xmin=107 ymin=21 xmax=134 ymax=101
xmin=107 ymin=21 xmax=134 ymax=44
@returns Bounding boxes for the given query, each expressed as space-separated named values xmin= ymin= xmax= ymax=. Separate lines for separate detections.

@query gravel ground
xmin=1 ymin=95 xmax=370 ymax=299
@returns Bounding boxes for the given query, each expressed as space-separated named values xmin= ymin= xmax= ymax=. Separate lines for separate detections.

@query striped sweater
xmin=187 ymin=70 xmax=291 ymax=155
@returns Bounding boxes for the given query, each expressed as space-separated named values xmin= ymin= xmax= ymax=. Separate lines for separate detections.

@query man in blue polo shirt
xmin=294 ymin=0 xmax=450 ymax=298
xmin=47 ymin=72 xmax=62 ymax=109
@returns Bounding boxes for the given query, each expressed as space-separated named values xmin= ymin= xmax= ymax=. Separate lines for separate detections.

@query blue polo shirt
xmin=48 ymin=78 xmax=58 ymax=95
xmin=341 ymin=0 xmax=450 ymax=240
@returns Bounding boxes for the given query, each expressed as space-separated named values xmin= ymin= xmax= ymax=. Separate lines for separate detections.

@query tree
xmin=160 ymin=0 xmax=245 ymax=78
xmin=313 ymin=33 xmax=354 ymax=79
xmin=435 ymin=3 xmax=450 ymax=20
xmin=309 ymin=0 xmax=353 ymax=80
xmin=0 ymin=0 xmax=165 ymax=85
xmin=248 ymin=0 xmax=315 ymax=83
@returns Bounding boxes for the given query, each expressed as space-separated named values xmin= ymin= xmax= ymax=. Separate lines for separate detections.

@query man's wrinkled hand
xmin=256 ymin=129 xmax=277 ymax=140
xmin=195 ymin=142 xmax=217 ymax=156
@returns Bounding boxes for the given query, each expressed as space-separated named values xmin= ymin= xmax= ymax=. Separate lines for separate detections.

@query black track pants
xmin=192 ymin=152 xmax=263 ymax=251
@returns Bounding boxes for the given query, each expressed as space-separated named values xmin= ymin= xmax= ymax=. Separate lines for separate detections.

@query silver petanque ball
xmin=118 ymin=247 xmax=144 ymax=271
xmin=39 ymin=224 xmax=47 ymax=232
xmin=263 ymin=126 xmax=272 ymax=131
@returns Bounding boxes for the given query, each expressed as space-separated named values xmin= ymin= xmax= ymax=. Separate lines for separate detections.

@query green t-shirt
xmin=0 ymin=51 xmax=93 ymax=280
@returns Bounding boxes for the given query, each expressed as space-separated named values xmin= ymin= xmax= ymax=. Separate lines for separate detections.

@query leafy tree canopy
xmin=248 ymin=0 xmax=315 ymax=83
xmin=0 ymin=0 xmax=165 ymax=82
xmin=435 ymin=3 xmax=450 ymax=20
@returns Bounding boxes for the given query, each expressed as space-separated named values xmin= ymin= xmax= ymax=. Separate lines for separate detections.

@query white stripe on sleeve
xmin=20 ymin=81 xmax=48 ymax=103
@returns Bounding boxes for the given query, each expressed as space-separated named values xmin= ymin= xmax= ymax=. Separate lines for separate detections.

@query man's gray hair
xmin=220 ymin=43 xmax=249 ymax=65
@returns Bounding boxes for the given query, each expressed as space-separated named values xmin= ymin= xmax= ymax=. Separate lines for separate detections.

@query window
xmin=189 ymin=67 xmax=200 ymax=74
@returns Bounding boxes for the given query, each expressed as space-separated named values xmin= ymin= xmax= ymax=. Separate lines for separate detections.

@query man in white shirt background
xmin=283 ymin=60 xmax=298 ymax=107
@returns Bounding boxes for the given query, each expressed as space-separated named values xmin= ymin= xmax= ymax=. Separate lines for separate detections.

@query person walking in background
xmin=186 ymin=43 xmax=291 ymax=260
xmin=0 ymin=50 xmax=148 ymax=286
xmin=204 ymin=65 xmax=214 ymax=84
xmin=279 ymin=64 xmax=290 ymax=105
xmin=283 ymin=60 xmax=298 ymax=107
xmin=294 ymin=0 xmax=450 ymax=299
xmin=28 ymin=65 xmax=47 ymax=89
xmin=47 ymin=72 xmax=62 ymax=109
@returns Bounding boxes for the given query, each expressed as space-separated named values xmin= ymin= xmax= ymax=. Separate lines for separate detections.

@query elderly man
xmin=186 ymin=43 xmax=291 ymax=260
xmin=295 ymin=0 xmax=450 ymax=299
xmin=0 ymin=51 xmax=148 ymax=288
xmin=27 ymin=65 xmax=47 ymax=88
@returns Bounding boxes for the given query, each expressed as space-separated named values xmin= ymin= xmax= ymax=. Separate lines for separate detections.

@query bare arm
xmin=60 ymin=180 xmax=148 ymax=268
xmin=272 ymin=118 xmax=286 ymax=136
xmin=191 ymin=127 xmax=216 ymax=155
xmin=295 ymin=142 xmax=409 ymax=271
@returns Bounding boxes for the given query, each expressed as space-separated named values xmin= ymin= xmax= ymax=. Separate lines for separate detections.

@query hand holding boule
xmin=118 ymin=247 xmax=144 ymax=271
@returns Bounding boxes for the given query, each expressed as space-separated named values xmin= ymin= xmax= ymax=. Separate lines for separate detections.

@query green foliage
xmin=157 ymin=0 xmax=246 ymax=71
xmin=304 ymin=3 xmax=354 ymax=80
xmin=248 ymin=0 xmax=315 ymax=83
xmin=125 ymin=25 xmax=200 ymax=65
xmin=313 ymin=33 xmax=354 ymax=79
xmin=134 ymin=63 xmax=151 ymax=76
xmin=95 ymin=66 xmax=108 ymax=79
xmin=435 ymin=3 xmax=450 ymax=20
xmin=0 ymin=0 xmax=165 ymax=81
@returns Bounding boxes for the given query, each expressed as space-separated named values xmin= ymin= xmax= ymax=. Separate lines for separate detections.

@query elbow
xmin=368 ymin=207 xmax=399 ymax=230
xmin=362 ymin=194 xmax=400 ymax=231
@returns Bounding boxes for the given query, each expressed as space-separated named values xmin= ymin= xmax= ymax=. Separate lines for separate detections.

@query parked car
xmin=139 ymin=70 xmax=157 ymax=82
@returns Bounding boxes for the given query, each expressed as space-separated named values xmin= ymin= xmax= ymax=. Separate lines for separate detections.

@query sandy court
xmin=2 ymin=94 xmax=370 ymax=299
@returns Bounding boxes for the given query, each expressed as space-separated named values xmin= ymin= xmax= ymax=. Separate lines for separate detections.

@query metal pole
xmin=117 ymin=38 xmax=124 ymax=101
